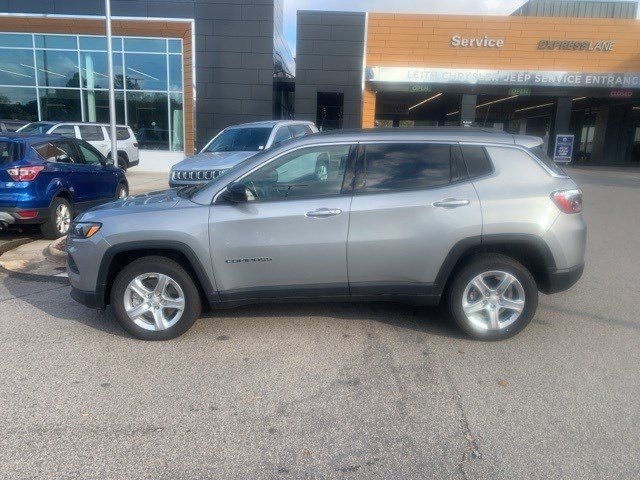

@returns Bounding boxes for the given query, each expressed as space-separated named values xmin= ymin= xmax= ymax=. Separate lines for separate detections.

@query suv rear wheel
xmin=41 ymin=196 xmax=72 ymax=239
xmin=110 ymin=256 xmax=202 ymax=340
xmin=447 ymin=254 xmax=538 ymax=341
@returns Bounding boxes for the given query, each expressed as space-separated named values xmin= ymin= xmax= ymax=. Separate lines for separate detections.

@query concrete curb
xmin=47 ymin=237 xmax=67 ymax=259
xmin=0 ymin=237 xmax=35 ymax=256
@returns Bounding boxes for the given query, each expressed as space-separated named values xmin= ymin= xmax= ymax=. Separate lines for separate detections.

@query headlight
xmin=70 ymin=222 xmax=102 ymax=239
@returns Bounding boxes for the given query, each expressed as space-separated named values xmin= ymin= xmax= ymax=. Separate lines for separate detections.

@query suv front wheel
xmin=447 ymin=254 xmax=538 ymax=341
xmin=110 ymin=256 xmax=202 ymax=340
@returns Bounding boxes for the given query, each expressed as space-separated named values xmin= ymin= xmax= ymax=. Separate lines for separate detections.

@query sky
xmin=282 ymin=0 xmax=529 ymax=54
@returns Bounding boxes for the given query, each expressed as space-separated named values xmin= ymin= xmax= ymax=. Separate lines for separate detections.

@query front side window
xmin=361 ymin=143 xmax=452 ymax=192
xmin=78 ymin=125 xmax=105 ymax=141
xmin=76 ymin=141 xmax=103 ymax=165
xmin=204 ymin=127 xmax=272 ymax=153
xmin=241 ymin=144 xmax=352 ymax=202
xmin=20 ymin=122 xmax=56 ymax=134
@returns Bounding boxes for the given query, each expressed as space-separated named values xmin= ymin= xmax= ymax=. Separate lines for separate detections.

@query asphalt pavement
xmin=0 ymin=167 xmax=638 ymax=479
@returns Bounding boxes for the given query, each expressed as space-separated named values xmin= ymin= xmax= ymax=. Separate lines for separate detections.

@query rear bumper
xmin=0 ymin=211 xmax=14 ymax=227
xmin=70 ymin=286 xmax=105 ymax=309
xmin=128 ymin=158 xmax=139 ymax=167
xmin=0 ymin=207 xmax=48 ymax=225
xmin=545 ymin=263 xmax=584 ymax=294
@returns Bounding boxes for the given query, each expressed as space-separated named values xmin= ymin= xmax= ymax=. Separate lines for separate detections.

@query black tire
xmin=110 ymin=256 xmax=202 ymax=340
xmin=40 ymin=196 xmax=72 ymax=239
xmin=447 ymin=253 xmax=538 ymax=341
xmin=115 ymin=182 xmax=129 ymax=200
xmin=117 ymin=154 xmax=128 ymax=171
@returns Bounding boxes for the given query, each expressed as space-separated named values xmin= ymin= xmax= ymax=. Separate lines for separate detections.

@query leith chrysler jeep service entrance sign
xmin=451 ymin=35 xmax=504 ymax=48
xmin=366 ymin=67 xmax=640 ymax=89
xmin=554 ymin=135 xmax=575 ymax=163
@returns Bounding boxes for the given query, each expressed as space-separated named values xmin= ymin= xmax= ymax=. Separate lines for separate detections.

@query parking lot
xmin=0 ymin=167 xmax=638 ymax=479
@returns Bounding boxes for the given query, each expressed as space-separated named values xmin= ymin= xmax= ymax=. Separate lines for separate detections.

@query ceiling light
xmin=408 ymin=92 xmax=443 ymax=111
xmin=514 ymin=102 xmax=555 ymax=113
xmin=446 ymin=110 xmax=459 ymax=116
xmin=572 ymin=96 xmax=586 ymax=101
xmin=476 ymin=94 xmax=519 ymax=109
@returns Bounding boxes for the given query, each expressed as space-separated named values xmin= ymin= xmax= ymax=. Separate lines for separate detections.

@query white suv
xmin=17 ymin=122 xmax=139 ymax=170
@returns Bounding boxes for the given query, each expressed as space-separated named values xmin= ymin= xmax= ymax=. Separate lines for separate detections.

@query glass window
xmin=205 ymin=127 xmax=272 ymax=153
xmin=242 ymin=144 xmax=350 ymax=202
xmin=0 ymin=33 xmax=32 ymax=48
xmin=83 ymin=90 xmax=125 ymax=124
xmin=0 ymin=141 xmax=20 ymax=164
xmin=35 ymin=50 xmax=79 ymax=88
xmin=0 ymin=87 xmax=38 ymax=121
xmin=528 ymin=146 xmax=566 ymax=176
xmin=79 ymin=36 xmax=107 ymax=51
xmin=125 ymin=53 xmax=168 ymax=91
xmin=170 ymin=93 xmax=183 ymax=151
xmin=34 ymin=142 xmax=59 ymax=162
xmin=116 ymin=127 xmax=130 ymax=140
xmin=18 ymin=122 xmax=57 ymax=134
xmin=54 ymin=141 xmax=82 ymax=163
xmin=34 ymin=34 xmax=77 ymax=50
xmin=78 ymin=125 xmax=105 ymax=141
xmin=461 ymin=145 xmax=493 ymax=178
xmin=124 ymin=38 xmax=166 ymax=53
xmin=0 ymin=50 xmax=36 ymax=86
xmin=272 ymin=126 xmax=292 ymax=146
xmin=168 ymin=54 xmax=182 ymax=92
xmin=127 ymin=91 xmax=169 ymax=150
xmin=39 ymin=89 xmax=82 ymax=122
xmin=51 ymin=125 xmax=77 ymax=137
xmin=168 ymin=40 xmax=182 ymax=54
xmin=77 ymin=141 xmax=104 ymax=165
xmin=290 ymin=124 xmax=311 ymax=138
xmin=79 ymin=51 xmax=123 ymax=89
xmin=362 ymin=143 xmax=452 ymax=192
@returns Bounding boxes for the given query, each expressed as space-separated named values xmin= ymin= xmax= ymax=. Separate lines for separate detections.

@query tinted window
xmin=0 ymin=141 xmax=20 ymax=164
xmin=290 ymin=124 xmax=311 ymax=138
xmin=362 ymin=143 xmax=451 ymax=192
xmin=116 ymin=127 xmax=131 ymax=140
xmin=242 ymin=144 xmax=351 ymax=202
xmin=51 ymin=125 xmax=76 ymax=138
xmin=528 ymin=146 xmax=566 ymax=176
xmin=272 ymin=126 xmax=292 ymax=146
xmin=55 ymin=141 xmax=81 ymax=164
xmin=78 ymin=125 xmax=105 ymax=141
xmin=76 ymin=141 xmax=103 ymax=165
xmin=461 ymin=145 xmax=492 ymax=178
xmin=204 ymin=127 xmax=272 ymax=153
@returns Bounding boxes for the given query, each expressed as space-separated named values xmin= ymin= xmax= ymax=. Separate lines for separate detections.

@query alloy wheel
xmin=55 ymin=203 xmax=71 ymax=235
xmin=461 ymin=270 xmax=526 ymax=331
xmin=123 ymin=273 xmax=186 ymax=331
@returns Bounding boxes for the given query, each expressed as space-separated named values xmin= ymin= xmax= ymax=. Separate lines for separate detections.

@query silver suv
xmin=68 ymin=128 xmax=586 ymax=341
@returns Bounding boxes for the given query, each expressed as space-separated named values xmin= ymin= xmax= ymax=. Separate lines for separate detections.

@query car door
xmin=209 ymin=142 xmax=356 ymax=300
xmin=75 ymin=140 xmax=118 ymax=201
xmin=78 ymin=125 xmax=110 ymax=157
xmin=49 ymin=140 xmax=94 ymax=205
xmin=347 ymin=142 xmax=482 ymax=297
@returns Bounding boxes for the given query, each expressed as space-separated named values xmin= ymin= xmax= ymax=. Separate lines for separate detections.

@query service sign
xmin=554 ymin=135 xmax=575 ymax=163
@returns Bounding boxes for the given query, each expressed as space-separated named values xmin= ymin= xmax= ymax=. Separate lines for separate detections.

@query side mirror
xmin=220 ymin=182 xmax=248 ymax=204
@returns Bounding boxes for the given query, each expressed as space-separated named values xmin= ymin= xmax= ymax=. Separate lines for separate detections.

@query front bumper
xmin=545 ymin=263 xmax=584 ymax=294
xmin=70 ymin=286 xmax=105 ymax=309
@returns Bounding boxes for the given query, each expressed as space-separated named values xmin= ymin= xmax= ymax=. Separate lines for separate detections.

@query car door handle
xmin=305 ymin=208 xmax=342 ymax=218
xmin=432 ymin=198 xmax=470 ymax=209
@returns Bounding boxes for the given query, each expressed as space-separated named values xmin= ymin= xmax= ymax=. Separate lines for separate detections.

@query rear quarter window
xmin=528 ymin=146 xmax=567 ymax=176
xmin=116 ymin=127 xmax=131 ymax=140
xmin=460 ymin=145 xmax=493 ymax=178
xmin=0 ymin=141 xmax=20 ymax=164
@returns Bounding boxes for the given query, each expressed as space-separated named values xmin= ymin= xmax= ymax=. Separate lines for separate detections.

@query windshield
xmin=528 ymin=146 xmax=567 ymax=176
xmin=18 ymin=122 xmax=56 ymax=134
xmin=0 ymin=141 xmax=20 ymax=164
xmin=204 ymin=127 xmax=272 ymax=153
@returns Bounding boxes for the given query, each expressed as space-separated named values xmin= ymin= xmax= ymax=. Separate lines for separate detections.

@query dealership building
xmin=1 ymin=0 xmax=640 ymax=169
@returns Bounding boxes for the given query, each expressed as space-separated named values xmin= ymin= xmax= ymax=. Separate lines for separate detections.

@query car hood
xmin=171 ymin=151 xmax=258 ymax=171
xmin=79 ymin=189 xmax=184 ymax=221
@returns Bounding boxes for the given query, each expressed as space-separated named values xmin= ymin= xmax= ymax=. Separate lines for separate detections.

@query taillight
xmin=551 ymin=189 xmax=583 ymax=214
xmin=7 ymin=165 xmax=45 ymax=182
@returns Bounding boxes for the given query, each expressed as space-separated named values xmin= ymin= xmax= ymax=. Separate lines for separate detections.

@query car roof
xmin=228 ymin=120 xmax=315 ymax=130
xmin=303 ymin=127 xmax=541 ymax=148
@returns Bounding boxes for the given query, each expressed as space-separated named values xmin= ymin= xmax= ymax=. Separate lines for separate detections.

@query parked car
xmin=17 ymin=122 xmax=139 ymax=171
xmin=0 ymin=133 xmax=128 ymax=238
xmin=68 ymin=127 xmax=585 ymax=341
xmin=0 ymin=119 xmax=29 ymax=132
xmin=169 ymin=120 xmax=318 ymax=187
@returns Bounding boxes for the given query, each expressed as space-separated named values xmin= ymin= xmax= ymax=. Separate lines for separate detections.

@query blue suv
xmin=0 ymin=133 xmax=128 ymax=238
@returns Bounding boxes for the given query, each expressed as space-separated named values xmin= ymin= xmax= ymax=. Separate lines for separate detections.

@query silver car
xmin=68 ymin=128 xmax=586 ymax=341
xmin=169 ymin=120 xmax=318 ymax=187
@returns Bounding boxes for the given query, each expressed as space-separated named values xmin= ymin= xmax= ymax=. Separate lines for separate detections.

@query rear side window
xmin=290 ymin=124 xmax=312 ymax=138
xmin=528 ymin=146 xmax=566 ymax=176
xmin=361 ymin=143 xmax=451 ymax=192
xmin=460 ymin=145 xmax=493 ymax=178
xmin=35 ymin=142 xmax=80 ymax=163
xmin=0 ymin=141 xmax=20 ymax=164
xmin=78 ymin=125 xmax=105 ymax=141
xmin=51 ymin=125 xmax=76 ymax=138
xmin=116 ymin=127 xmax=131 ymax=140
